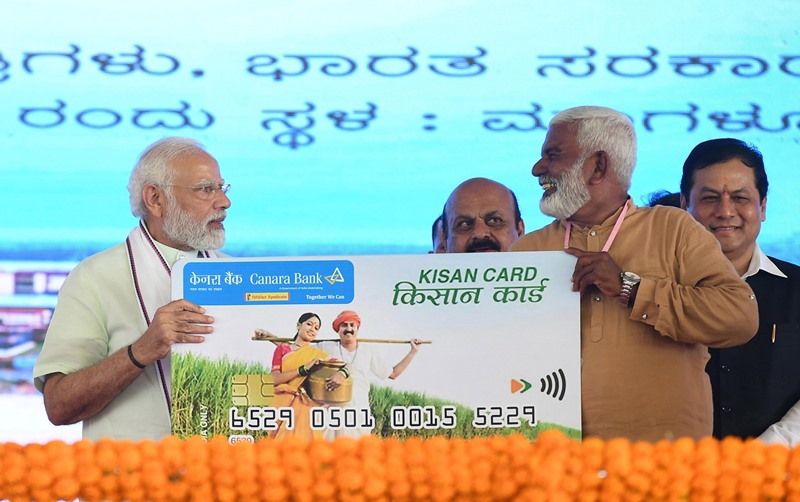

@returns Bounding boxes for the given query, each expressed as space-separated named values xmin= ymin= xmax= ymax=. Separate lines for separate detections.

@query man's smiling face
xmin=532 ymin=122 xmax=592 ymax=220
xmin=684 ymin=158 xmax=766 ymax=266
xmin=337 ymin=321 xmax=359 ymax=348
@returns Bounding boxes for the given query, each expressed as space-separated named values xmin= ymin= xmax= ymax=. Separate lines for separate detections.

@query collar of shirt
xmin=742 ymin=243 xmax=788 ymax=280
xmin=560 ymin=198 xmax=637 ymax=232
xmin=151 ymin=239 xmax=199 ymax=268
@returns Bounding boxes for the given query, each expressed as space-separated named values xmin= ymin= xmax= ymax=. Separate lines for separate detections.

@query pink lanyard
xmin=563 ymin=201 xmax=629 ymax=251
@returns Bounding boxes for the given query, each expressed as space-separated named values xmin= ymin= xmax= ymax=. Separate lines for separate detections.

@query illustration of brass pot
xmin=304 ymin=360 xmax=353 ymax=404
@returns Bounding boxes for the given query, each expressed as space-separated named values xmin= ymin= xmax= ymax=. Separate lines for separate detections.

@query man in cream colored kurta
xmin=33 ymin=137 xmax=230 ymax=441
xmin=512 ymin=106 xmax=758 ymax=441
xmin=34 ymin=238 xmax=205 ymax=440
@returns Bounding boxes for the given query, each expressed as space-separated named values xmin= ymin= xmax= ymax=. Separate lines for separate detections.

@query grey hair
xmin=128 ymin=137 xmax=208 ymax=217
xmin=550 ymin=106 xmax=637 ymax=191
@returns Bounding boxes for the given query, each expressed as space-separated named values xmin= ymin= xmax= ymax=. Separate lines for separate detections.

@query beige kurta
xmin=512 ymin=200 xmax=758 ymax=441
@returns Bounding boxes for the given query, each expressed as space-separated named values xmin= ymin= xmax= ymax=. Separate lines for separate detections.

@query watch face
xmin=623 ymin=271 xmax=641 ymax=282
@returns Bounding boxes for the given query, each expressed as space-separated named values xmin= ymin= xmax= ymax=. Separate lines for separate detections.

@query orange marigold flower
xmin=52 ymin=477 xmax=81 ymax=501
xmin=9 ymin=431 xmax=800 ymax=502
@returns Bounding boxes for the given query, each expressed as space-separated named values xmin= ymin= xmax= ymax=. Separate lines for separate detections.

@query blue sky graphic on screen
xmin=2 ymin=0 xmax=799 ymax=264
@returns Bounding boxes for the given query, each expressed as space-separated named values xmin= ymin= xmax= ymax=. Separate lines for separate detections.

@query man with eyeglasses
xmin=441 ymin=177 xmax=525 ymax=253
xmin=33 ymin=137 xmax=231 ymax=441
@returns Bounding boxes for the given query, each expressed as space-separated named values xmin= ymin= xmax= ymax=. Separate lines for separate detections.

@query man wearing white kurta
xmin=33 ymin=137 xmax=231 ymax=441
xmin=319 ymin=310 xmax=422 ymax=439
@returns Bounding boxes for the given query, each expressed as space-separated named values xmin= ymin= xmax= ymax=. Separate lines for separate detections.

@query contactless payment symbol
xmin=511 ymin=368 xmax=568 ymax=401
xmin=539 ymin=369 xmax=567 ymax=401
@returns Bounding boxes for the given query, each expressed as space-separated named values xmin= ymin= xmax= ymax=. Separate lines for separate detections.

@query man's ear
xmin=516 ymin=218 xmax=525 ymax=237
xmin=760 ymin=195 xmax=767 ymax=222
xmin=588 ymin=150 xmax=609 ymax=185
xmin=142 ymin=184 xmax=165 ymax=218
xmin=680 ymin=193 xmax=688 ymax=210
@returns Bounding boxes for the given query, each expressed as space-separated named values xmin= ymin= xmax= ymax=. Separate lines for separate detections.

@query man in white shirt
xmin=681 ymin=137 xmax=800 ymax=444
xmin=318 ymin=310 xmax=422 ymax=438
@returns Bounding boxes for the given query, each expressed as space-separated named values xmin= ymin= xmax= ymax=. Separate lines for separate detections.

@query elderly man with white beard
xmin=511 ymin=106 xmax=758 ymax=441
xmin=34 ymin=137 xmax=231 ymax=441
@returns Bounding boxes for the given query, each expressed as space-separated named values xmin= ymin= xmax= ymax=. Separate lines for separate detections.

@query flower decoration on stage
xmin=1 ymin=431 xmax=799 ymax=501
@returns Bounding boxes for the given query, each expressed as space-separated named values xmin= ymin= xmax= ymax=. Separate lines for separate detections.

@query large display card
xmin=171 ymin=251 xmax=581 ymax=442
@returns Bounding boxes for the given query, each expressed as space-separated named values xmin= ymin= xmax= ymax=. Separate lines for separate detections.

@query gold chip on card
xmin=231 ymin=374 xmax=275 ymax=406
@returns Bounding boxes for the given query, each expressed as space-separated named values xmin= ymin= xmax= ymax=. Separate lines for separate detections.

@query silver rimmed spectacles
xmin=165 ymin=182 xmax=231 ymax=199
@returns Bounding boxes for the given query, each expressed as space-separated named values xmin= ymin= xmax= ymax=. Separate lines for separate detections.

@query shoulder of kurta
xmin=638 ymin=204 xmax=704 ymax=230
xmin=68 ymin=242 xmax=130 ymax=276
xmin=511 ymin=221 xmax=561 ymax=251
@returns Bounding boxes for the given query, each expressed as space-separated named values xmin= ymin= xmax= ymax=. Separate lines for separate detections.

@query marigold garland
xmin=2 ymin=431 xmax=800 ymax=502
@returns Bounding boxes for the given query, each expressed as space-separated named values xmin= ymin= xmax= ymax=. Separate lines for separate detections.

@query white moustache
xmin=207 ymin=211 xmax=227 ymax=224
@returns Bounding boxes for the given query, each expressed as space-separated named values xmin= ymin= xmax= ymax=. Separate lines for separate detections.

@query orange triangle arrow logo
xmin=510 ymin=378 xmax=532 ymax=394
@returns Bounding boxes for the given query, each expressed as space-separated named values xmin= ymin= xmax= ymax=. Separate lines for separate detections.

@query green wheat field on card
xmin=172 ymin=352 xmax=580 ymax=441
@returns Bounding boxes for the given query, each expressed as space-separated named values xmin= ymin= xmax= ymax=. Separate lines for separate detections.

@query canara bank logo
xmin=325 ymin=267 xmax=345 ymax=285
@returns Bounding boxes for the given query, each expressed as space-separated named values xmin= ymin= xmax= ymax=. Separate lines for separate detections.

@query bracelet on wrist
xmin=338 ymin=367 xmax=350 ymax=378
xmin=127 ymin=344 xmax=146 ymax=369
xmin=298 ymin=365 xmax=308 ymax=376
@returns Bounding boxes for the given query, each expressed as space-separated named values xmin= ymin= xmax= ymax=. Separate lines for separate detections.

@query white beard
xmin=539 ymin=156 xmax=591 ymax=220
xmin=162 ymin=196 xmax=226 ymax=251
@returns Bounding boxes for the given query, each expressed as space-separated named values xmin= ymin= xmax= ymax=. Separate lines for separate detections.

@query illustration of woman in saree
xmin=270 ymin=312 xmax=330 ymax=439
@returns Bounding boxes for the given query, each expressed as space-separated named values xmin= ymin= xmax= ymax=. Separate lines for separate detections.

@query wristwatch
xmin=618 ymin=271 xmax=641 ymax=307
